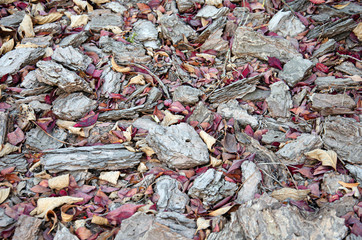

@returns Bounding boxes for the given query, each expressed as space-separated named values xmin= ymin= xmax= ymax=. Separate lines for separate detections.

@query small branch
xmin=31 ymin=120 xmax=74 ymax=146
xmin=336 ymin=52 xmax=362 ymax=63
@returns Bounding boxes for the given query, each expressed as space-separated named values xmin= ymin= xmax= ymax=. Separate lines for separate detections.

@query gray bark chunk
xmin=321 ymin=172 xmax=352 ymax=194
xmin=21 ymin=71 xmax=44 ymax=89
xmin=176 ymin=0 xmax=194 ymax=13
xmin=100 ymin=67 xmax=122 ymax=97
xmin=266 ymin=81 xmax=293 ymax=118
xmin=140 ymin=223 xmax=191 ymax=240
xmin=12 ymin=215 xmax=42 ymax=240
xmin=322 ymin=116 xmax=362 ymax=164
xmin=0 ymin=10 xmax=25 ymax=28
xmin=146 ymin=123 xmax=209 ymax=169
xmin=41 ymin=144 xmax=142 ymax=173
xmin=0 ymin=208 xmax=15 ymax=227
xmin=173 ymin=85 xmax=203 ymax=105
xmin=196 ymin=6 xmax=229 ymax=19
xmin=98 ymin=105 xmax=142 ymax=121
xmin=115 ymin=212 xmax=155 ymax=240
xmin=243 ymin=89 xmax=270 ymax=101
xmin=209 ymin=74 xmax=260 ymax=104
xmin=208 ymin=194 xmax=348 ymax=240
xmin=306 ymin=18 xmax=357 ymax=40
xmin=236 ymin=161 xmax=262 ymax=204
xmin=21 ymin=36 xmax=53 ymax=47
xmin=279 ymin=57 xmax=313 ymax=87
xmin=34 ymin=22 xmax=62 ymax=35
xmin=188 ymin=169 xmax=237 ymax=208
xmin=99 ymin=36 xmax=151 ymax=64
xmin=155 ymin=176 xmax=189 ymax=213
xmin=52 ymin=46 xmax=92 ymax=71
xmin=261 ymin=130 xmax=287 ymax=144
xmin=0 ymin=154 xmax=27 ymax=172
xmin=233 ymin=7 xmax=270 ymax=27
xmin=232 ymin=27 xmax=302 ymax=62
xmin=311 ymin=93 xmax=356 ymax=116
xmin=268 ymin=10 xmax=305 ymax=37
xmin=0 ymin=48 xmax=45 ymax=78
xmin=277 ymin=133 xmax=323 ymax=164
xmin=345 ymin=164 xmax=362 ymax=183
xmin=196 ymin=17 xmax=227 ymax=44
xmin=52 ymin=93 xmax=97 ymax=120
xmin=315 ymin=76 xmax=357 ymax=90
xmin=54 ymin=224 xmax=79 ymax=240
xmin=58 ymin=31 xmax=89 ymax=47
xmin=335 ymin=61 xmax=362 ymax=76
xmin=160 ymin=14 xmax=197 ymax=44
xmin=0 ymin=112 xmax=8 ymax=146
xmin=26 ymin=127 xmax=66 ymax=151
xmin=217 ymin=100 xmax=258 ymax=128
xmin=35 ymin=61 xmax=93 ymax=93
xmin=104 ymin=2 xmax=127 ymax=14
xmin=132 ymin=118 xmax=158 ymax=132
xmin=133 ymin=20 xmax=160 ymax=49
xmin=87 ymin=12 xmax=123 ymax=32
xmin=312 ymin=39 xmax=336 ymax=58
xmin=188 ymin=102 xmax=213 ymax=124
xmin=155 ymin=212 xmax=196 ymax=239
xmin=29 ymin=100 xmax=52 ymax=112
xmin=200 ymin=28 xmax=229 ymax=55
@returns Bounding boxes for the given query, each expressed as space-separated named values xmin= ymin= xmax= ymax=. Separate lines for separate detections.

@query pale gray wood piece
xmin=0 ymin=112 xmax=8 ymax=146
xmin=0 ymin=154 xmax=28 ymax=172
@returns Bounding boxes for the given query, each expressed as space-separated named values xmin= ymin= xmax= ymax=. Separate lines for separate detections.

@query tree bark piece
xmin=0 ymin=112 xmax=8 ymax=146
xmin=0 ymin=154 xmax=28 ymax=172
xmin=12 ymin=215 xmax=42 ymax=240
xmin=306 ymin=18 xmax=357 ymax=40
xmin=209 ymin=74 xmax=260 ymax=104
xmin=41 ymin=144 xmax=142 ymax=173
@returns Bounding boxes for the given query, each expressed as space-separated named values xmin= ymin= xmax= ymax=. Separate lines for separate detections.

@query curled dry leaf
xmin=209 ymin=205 xmax=233 ymax=217
xmin=70 ymin=15 xmax=89 ymax=28
xmin=338 ymin=181 xmax=360 ymax=189
xmin=140 ymin=146 xmax=155 ymax=157
xmin=90 ymin=0 xmax=109 ymax=4
xmin=18 ymin=14 xmax=35 ymax=38
xmin=56 ymin=120 xmax=91 ymax=137
xmin=45 ymin=209 xmax=58 ymax=233
xmin=0 ymin=143 xmax=19 ymax=158
xmin=48 ymin=174 xmax=70 ymax=190
xmin=353 ymin=23 xmax=362 ymax=41
xmin=305 ymin=149 xmax=337 ymax=170
xmin=0 ymin=187 xmax=10 ymax=204
xmin=30 ymin=196 xmax=84 ymax=217
xmin=99 ymin=171 xmax=120 ymax=185
xmin=196 ymin=217 xmax=211 ymax=233
xmin=34 ymin=12 xmax=63 ymax=25
xmin=333 ymin=2 xmax=350 ymax=9
xmin=111 ymin=56 xmax=131 ymax=73
xmin=127 ymin=75 xmax=146 ymax=87
xmin=161 ymin=110 xmax=184 ymax=127
xmin=0 ymin=38 xmax=14 ymax=55
xmin=91 ymin=215 xmax=109 ymax=225
xmin=73 ymin=0 xmax=93 ymax=11
xmin=61 ymin=204 xmax=77 ymax=222
xmin=271 ymin=188 xmax=311 ymax=201
xmin=199 ymin=130 xmax=216 ymax=152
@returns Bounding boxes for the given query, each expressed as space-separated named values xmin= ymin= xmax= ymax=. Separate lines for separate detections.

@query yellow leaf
xmin=209 ymin=205 xmax=233 ymax=217
xmin=91 ymin=215 xmax=109 ymax=225
xmin=353 ymin=23 xmax=362 ymax=42
xmin=99 ymin=171 xmax=120 ymax=185
xmin=338 ymin=181 xmax=360 ymax=189
xmin=70 ymin=14 xmax=89 ymax=28
xmin=127 ymin=75 xmax=145 ymax=87
xmin=199 ymin=130 xmax=216 ymax=151
xmin=201 ymin=18 xmax=209 ymax=27
xmin=196 ymin=217 xmax=210 ymax=233
xmin=18 ymin=14 xmax=35 ymax=38
xmin=34 ymin=12 xmax=63 ymax=25
xmin=305 ymin=149 xmax=337 ymax=170
xmin=161 ymin=110 xmax=184 ymax=127
xmin=271 ymin=188 xmax=310 ymax=201
xmin=111 ymin=56 xmax=132 ymax=73
xmin=0 ymin=188 xmax=10 ymax=204
xmin=48 ymin=174 xmax=70 ymax=190
xmin=30 ymin=196 xmax=83 ymax=217
xmin=0 ymin=38 xmax=14 ymax=55
xmin=140 ymin=146 xmax=155 ymax=157
xmin=333 ymin=2 xmax=350 ymax=9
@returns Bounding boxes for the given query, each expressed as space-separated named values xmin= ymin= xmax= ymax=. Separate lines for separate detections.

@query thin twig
xmin=31 ymin=120 xmax=74 ymax=146
xmin=336 ymin=52 xmax=362 ymax=63
xmin=128 ymin=63 xmax=171 ymax=99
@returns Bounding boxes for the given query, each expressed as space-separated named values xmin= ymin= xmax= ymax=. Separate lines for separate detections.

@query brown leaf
xmin=338 ymin=181 xmax=359 ymax=189
xmin=126 ymin=75 xmax=145 ymax=87
xmin=34 ymin=12 xmax=63 ymax=25
xmin=0 ymin=143 xmax=19 ymax=158
xmin=199 ymin=130 xmax=216 ymax=151
xmin=91 ymin=215 xmax=109 ymax=225
xmin=76 ymin=227 xmax=93 ymax=240
xmin=196 ymin=217 xmax=210 ymax=233
xmin=333 ymin=2 xmax=350 ymax=9
xmin=271 ymin=188 xmax=310 ymax=201
xmin=30 ymin=196 xmax=83 ymax=217
xmin=70 ymin=15 xmax=89 ymax=28
xmin=0 ymin=187 xmax=10 ymax=204
xmin=18 ymin=14 xmax=35 ymax=38
xmin=111 ymin=56 xmax=131 ymax=73
xmin=99 ymin=171 xmax=120 ymax=185
xmin=353 ymin=22 xmax=362 ymax=42
xmin=61 ymin=204 xmax=77 ymax=222
xmin=305 ymin=149 xmax=337 ymax=170
xmin=161 ymin=110 xmax=183 ymax=127
xmin=209 ymin=205 xmax=233 ymax=217
xmin=45 ymin=210 xmax=58 ymax=234
xmin=48 ymin=174 xmax=70 ymax=190
xmin=0 ymin=38 xmax=14 ymax=55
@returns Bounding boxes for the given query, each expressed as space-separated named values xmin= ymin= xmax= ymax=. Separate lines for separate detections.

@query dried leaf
xmin=34 ymin=12 xmax=63 ymax=25
xmin=111 ymin=56 xmax=132 ymax=73
xmin=0 ymin=38 xmax=14 ymax=55
xmin=56 ymin=120 xmax=91 ymax=137
xmin=353 ymin=23 xmax=362 ymax=41
xmin=70 ymin=15 xmax=89 ymax=28
xmin=209 ymin=205 xmax=233 ymax=217
xmin=137 ymin=162 xmax=148 ymax=173
xmin=0 ymin=143 xmax=19 ymax=158
xmin=349 ymin=75 xmax=362 ymax=82
xmin=161 ymin=110 xmax=183 ymax=127
xmin=127 ymin=75 xmax=145 ymax=87
xmin=45 ymin=209 xmax=58 ymax=233
xmin=338 ymin=181 xmax=359 ymax=189
xmin=99 ymin=171 xmax=120 ymax=185
xmin=73 ymin=0 xmax=93 ymax=11
xmin=0 ymin=0 xmax=16 ymax=3
xmin=91 ymin=215 xmax=109 ymax=225
xmin=48 ymin=174 xmax=70 ymax=190
xmin=18 ymin=14 xmax=35 ymax=38
xmin=333 ymin=2 xmax=350 ymax=9
xmin=271 ymin=188 xmax=310 ymax=201
xmin=73 ymin=112 xmax=99 ymax=127
xmin=30 ymin=196 xmax=84 ymax=217
xmin=309 ymin=0 xmax=325 ymax=4
xmin=0 ymin=187 xmax=10 ymax=204
xmin=196 ymin=217 xmax=210 ymax=233
xmin=61 ymin=204 xmax=77 ymax=222
xmin=90 ymin=0 xmax=109 ymax=4
xmin=7 ymin=127 xmax=25 ymax=145
xmin=76 ymin=227 xmax=92 ymax=240
xmin=199 ymin=130 xmax=216 ymax=151
xmin=305 ymin=149 xmax=337 ymax=170
xmin=268 ymin=57 xmax=283 ymax=70
xmin=140 ymin=146 xmax=155 ymax=157
xmin=210 ymin=156 xmax=222 ymax=167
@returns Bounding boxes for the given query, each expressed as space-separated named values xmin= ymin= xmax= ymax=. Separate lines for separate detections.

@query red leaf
xmin=74 ymin=112 xmax=99 ymax=127
xmin=30 ymin=185 xmax=51 ymax=193
xmin=244 ymin=125 xmax=254 ymax=137
xmin=309 ymin=0 xmax=325 ymax=4
xmin=168 ymin=101 xmax=186 ymax=113
xmin=76 ymin=227 xmax=93 ymax=240
xmin=316 ymin=63 xmax=329 ymax=73
xmin=106 ymin=204 xmax=143 ymax=225
xmin=227 ymin=159 xmax=244 ymax=173
xmin=1 ymin=167 xmax=15 ymax=176
xmin=7 ymin=127 xmax=25 ymax=145
xmin=268 ymin=57 xmax=283 ymax=70
xmin=137 ymin=3 xmax=151 ymax=13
